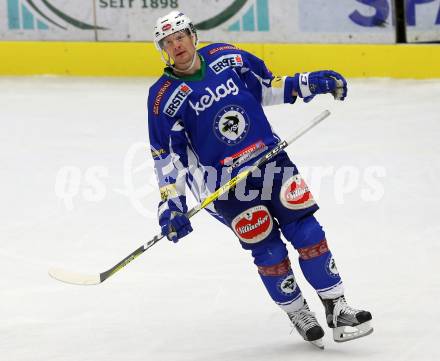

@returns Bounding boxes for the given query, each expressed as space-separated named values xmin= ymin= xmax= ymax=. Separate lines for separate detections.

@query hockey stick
xmin=49 ymin=110 xmax=330 ymax=285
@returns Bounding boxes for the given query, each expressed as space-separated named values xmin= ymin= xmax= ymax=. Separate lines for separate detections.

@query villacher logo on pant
xmin=280 ymin=174 xmax=316 ymax=210
xmin=232 ymin=205 xmax=273 ymax=244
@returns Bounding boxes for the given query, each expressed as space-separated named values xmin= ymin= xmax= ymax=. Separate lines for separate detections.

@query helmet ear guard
xmin=188 ymin=23 xmax=199 ymax=47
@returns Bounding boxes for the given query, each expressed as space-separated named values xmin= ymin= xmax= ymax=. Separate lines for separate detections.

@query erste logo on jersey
xmin=232 ymin=205 xmax=273 ymax=244
xmin=164 ymin=83 xmax=192 ymax=117
xmin=213 ymin=105 xmax=250 ymax=145
xmin=189 ymin=78 xmax=239 ymax=115
xmin=209 ymin=54 xmax=244 ymax=74
xmin=280 ymin=174 xmax=316 ymax=210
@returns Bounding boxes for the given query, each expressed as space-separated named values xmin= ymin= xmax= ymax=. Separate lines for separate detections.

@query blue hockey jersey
xmin=147 ymin=43 xmax=297 ymax=220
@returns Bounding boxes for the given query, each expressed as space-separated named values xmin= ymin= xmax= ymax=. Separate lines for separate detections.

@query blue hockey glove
xmin=159 ymin=197 xmax=193 ymax=243
xmin=290 ymin=70 xmax=347 ymax=103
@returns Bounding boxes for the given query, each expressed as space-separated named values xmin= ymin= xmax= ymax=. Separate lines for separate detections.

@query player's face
xmin=161 ymin=31 xmax=195 ymax=69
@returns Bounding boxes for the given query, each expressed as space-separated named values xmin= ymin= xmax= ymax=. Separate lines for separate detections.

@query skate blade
xmin=310 ymin=338 xmax=325 ymax=349
xmin=333 ymin=322 xmax=374 ymax=343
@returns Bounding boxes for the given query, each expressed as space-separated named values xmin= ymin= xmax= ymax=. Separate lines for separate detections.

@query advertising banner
xmin=404 ymin=0 xmax=440 ymax=42
xmin=1 ymin=0 xmax=96 ymax=40
xmin=1 ymin=0 xmax=396 ymax=43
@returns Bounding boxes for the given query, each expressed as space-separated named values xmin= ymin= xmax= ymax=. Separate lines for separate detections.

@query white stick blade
xmin=48 ymin=267 xmax=101 ymax=285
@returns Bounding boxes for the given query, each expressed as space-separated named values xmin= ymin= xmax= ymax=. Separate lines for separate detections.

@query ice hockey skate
xmin=321 ymin=295 xmax=373 ymax=342
xmin=287 ymin=301 xmax=325 ymax=349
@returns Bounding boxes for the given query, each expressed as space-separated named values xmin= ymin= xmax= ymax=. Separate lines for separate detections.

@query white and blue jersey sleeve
xmin=147 ymin=82 xmax=189 ymax=215
xmin=227 ymin=47 xmax=296 ymax=106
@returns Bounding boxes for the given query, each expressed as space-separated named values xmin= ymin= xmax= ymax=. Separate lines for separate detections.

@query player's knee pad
xmin=250 ymin=236 xmax=288 ymax=267
xmin=281 ymin=215 xmax=328 ymax=259
xmin=257 ymin=255 xmax=291 ymax=277
xmin=230 ymin=204 xmax=288 ymax=268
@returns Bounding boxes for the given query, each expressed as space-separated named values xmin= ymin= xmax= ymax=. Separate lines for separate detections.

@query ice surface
xmin=1 ymin=76 xmax=439 ymax=361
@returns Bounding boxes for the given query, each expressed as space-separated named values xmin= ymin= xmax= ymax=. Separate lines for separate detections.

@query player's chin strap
xmin=173 ymin=51 xmax=198 ymax=74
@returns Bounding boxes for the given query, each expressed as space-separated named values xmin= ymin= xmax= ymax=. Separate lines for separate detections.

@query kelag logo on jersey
xmin=189 ymin=78 xmax=239 ymax=115
xmin=213 ymin=105 xmax=250 ymax=145
xmin=164 ymin=83 xmax=192 ymax=117
xmin=209 ymin=54 xmax=244 ymax=74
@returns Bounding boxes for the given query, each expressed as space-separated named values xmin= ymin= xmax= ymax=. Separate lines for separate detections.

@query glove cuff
xmin=283 ymin=76 xmax=297 ymax=104
xmin=294 ymin=72 xmax=313 ymax=98
xmin=158 ymin=195 xmax=188 ymax=227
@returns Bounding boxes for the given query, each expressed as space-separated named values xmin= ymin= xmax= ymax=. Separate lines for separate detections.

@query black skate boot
xmin=321 ymin=295 xmax=373 ymax=342
xmin=287 ymin=300 xmax=325 ymax=349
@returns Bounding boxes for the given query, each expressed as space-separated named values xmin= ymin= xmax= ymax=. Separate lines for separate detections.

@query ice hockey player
xmin=147 ymin=11 xmax=373 ymax=349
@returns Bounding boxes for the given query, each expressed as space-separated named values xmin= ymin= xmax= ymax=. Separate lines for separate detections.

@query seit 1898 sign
xmin=98 ymin=0 xmax=179 ymax=9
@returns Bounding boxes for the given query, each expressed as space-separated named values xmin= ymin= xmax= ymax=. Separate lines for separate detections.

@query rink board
xmin=0 ymin=41 xmax=439 ymax=78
